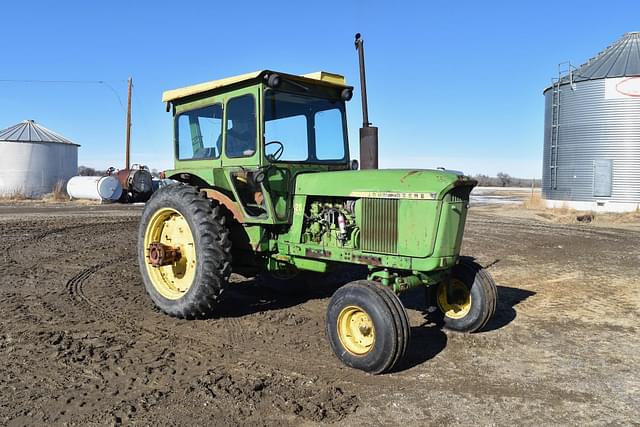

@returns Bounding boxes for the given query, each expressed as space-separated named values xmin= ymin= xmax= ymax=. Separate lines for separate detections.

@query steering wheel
xmin=265 ymin=140 xmax=284 ymax=161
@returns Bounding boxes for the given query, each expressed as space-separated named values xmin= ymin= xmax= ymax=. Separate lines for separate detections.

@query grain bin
xmin=542 ymin=32 xmax=640 ymax=212
xmin=0 ymin=120 xmax=79 ymax=197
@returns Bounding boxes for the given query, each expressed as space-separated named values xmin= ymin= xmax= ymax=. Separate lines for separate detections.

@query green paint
xmin=162 ymin=72 xmax=477 ymax=292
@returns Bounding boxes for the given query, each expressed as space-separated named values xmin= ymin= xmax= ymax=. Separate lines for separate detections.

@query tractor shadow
xmin=483 ymin=284 xmax=536 ymax=332
xmin=395 ymin=288 xmax=447 ymax=371
xmin=212 ymin=273 xmax=535 ymax=373
xmin=215 ymin=281 xmax=337 ymax=318
xmin=214 ymin=268 xmax=366 ymax=319
xmin=397 ymin=324 xmax=448 ymax=372
xmin=401 ymin=284 xmax=536 ymax=332
xmin=395 ymin=284 xmax=535 ymax=371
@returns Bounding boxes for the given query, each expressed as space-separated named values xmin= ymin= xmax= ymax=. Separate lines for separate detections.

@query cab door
xmin=221 ymin=86 xmax=276 ymax=223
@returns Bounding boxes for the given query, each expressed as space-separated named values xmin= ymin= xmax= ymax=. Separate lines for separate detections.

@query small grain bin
xmin=0 ymin=120 xmax=80 ymax=197
xmin=542 ymin=32 xmax=640 ymax=212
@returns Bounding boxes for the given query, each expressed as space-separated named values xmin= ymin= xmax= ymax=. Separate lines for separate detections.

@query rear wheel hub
xmin=148 ymin=242 xmax=181 ymax=267
xmin=143 ymin=208 xmax=197 ymax=300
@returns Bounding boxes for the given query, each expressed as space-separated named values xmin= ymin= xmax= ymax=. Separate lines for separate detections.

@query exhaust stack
xmin=355 ymin=33 xmax=378 ymax=170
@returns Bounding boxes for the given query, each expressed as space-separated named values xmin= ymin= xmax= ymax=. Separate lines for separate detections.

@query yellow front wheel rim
xmin=437 ymin=279 xmax=472 ymax=319
xmin=143 ymin=208 xmax=197 ymax=300
xmin=337 ymin=305 xmax=375 ymax=355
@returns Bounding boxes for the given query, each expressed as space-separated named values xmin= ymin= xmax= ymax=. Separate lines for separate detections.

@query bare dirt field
xmin=0 ymin=201 xmax=638 ymax=426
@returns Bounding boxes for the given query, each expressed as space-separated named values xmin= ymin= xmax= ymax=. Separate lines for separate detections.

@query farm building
xmin=0 ymin=120 xmax=79 ymax=197
xmin=542 ymin=32 xmax=640 ymax=212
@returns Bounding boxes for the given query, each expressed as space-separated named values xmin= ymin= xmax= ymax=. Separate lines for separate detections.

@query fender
xmin=201 ymin=188 xmax=245 ymax=223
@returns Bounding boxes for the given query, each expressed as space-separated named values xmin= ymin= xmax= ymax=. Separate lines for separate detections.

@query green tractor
xmin=138 ymin=38 xmax=496 ymax=374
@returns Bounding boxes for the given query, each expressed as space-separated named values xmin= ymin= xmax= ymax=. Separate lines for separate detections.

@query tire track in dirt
xmin=3 ymin=226 xmax=69 ymax=263
xmin=63 ymin=256 xmax=158 ymax=338
xmin=65 ymin=257 xmax=129 ymax=309
xmin=3 ymin=219 xmax=136 ymax=266
xmin=63 ymin=256 xmax=213 ymax=357
xmin=222 ymin=317 xmax=247 ymax=347
xmin=37 ymin=220 xmax=357 ymax=418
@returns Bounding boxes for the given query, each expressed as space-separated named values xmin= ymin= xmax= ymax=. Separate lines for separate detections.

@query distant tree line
xmin=78 ymin=166 xmax=161 ymax=178
xmin=78 ymin=166 xmax=107 ymax=176
xmin=472 ymin=172 xmax=539 ymax=188
xmin=78 ymin=166 xmax=534 ymax=187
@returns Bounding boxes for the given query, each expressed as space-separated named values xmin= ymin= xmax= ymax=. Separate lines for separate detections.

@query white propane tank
xmin=66 ymin=176 xmax=123 ymax=201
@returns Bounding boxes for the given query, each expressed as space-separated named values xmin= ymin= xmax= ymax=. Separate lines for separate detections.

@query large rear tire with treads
xmin=138 ymin=184 xmax=232 ymax=319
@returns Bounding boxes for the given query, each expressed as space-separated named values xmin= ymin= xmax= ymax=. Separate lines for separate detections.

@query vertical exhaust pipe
xmin=355 ymin=33 xmax=378 ymax=170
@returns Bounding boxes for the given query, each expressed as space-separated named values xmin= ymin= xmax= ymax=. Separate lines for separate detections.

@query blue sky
xmin=1 ymin=1 xmax=639 ymax=178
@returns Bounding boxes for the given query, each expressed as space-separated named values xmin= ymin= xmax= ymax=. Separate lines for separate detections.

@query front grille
xmin=448 ymin=186 xmax=472 ymax=202
xmin=360 ymin=198 xmax=398 ymax=254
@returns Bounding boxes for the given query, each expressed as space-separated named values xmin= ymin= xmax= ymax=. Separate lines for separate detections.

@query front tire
xmin=137 ymin=185 xmax=232 ymax=318
xmin=435 ymin=257 xmax=497 ymax=332
xmin=326 ymin=280 xmax=410 ymax=374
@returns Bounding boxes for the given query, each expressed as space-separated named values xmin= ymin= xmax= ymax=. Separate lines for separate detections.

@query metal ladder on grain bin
xmin=548 ymin=62 xmax=576 ymax=190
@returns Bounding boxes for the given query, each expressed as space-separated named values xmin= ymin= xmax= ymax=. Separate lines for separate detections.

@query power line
xmin=0 ymin=79 xmax=128 ymax=114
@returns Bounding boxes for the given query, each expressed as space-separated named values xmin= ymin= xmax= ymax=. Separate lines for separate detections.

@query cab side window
xmin=176 ymin=104 xmax=223 ymax=160
xmin=225 ymin=94 xmax=257 ymax=158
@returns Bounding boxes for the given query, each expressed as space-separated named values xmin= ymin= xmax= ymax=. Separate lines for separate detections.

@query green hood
xmin=294 ymin=169 xmax=476 ymax=200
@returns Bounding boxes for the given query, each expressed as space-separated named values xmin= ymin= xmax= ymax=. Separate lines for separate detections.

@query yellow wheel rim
xmin=437 ymin=279 xmax=472 ymax=319
xmin=143 ymin=208 xmax=197 ymax=300
xmin=337 ymin=305 xmax=375 ymax=356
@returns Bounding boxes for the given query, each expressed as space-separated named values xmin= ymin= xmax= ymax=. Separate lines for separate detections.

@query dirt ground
xmin=0 ymin=201 xmax=638 ymax=426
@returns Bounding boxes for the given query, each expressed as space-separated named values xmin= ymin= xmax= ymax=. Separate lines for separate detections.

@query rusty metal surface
xmin=148 ymin=242 xmax=181 ymax=267
xmin=351 ymin=254 xmax=382 ymax=266
xmin=359 ymin=126 xmax=378 ymax=170
xmin=354 ymin=33 xmax=379 ymax=170
xmin=109 ymin=168 xmax=153 ymax=203
xmin=201 ymin=188 xmax=245 ymax=223
xmin=305 ymin=248 xmax=332 ymax=258
xmin=114 ymin=169 xmax=131 ymax=190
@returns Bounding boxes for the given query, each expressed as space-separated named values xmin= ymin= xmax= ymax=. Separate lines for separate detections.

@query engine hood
xmin=294 ymin=169 xmax=476 ymax=200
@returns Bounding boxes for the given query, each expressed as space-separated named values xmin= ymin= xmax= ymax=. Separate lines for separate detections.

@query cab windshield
xmin=263 ymin=89 xmax=347 ymax=163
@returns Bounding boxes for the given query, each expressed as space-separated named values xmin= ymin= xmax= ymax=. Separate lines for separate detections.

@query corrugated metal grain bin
xmin=0 ymin=120 xmax=79 ymax=197
xmin=542 ymin=32 xmax=640 ymax=212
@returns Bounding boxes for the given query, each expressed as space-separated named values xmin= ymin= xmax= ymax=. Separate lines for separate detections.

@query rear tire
xmin=326 ymin=280 xmax=410 ymax=374
xmin=435 ymin=257 xmax=497 ymax=332
xmin=137 ymin=185 xmax=232 ymax=318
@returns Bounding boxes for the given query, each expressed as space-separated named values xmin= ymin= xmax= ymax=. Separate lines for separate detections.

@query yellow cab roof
xmin=162 ymin=70 xmax=348 ymax=103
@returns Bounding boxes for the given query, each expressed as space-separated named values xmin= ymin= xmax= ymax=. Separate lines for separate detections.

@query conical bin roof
xmin=566 ymin=32 xmax=640 ymax=84
xmin=0 ymin=120 xmax=79 ymax=146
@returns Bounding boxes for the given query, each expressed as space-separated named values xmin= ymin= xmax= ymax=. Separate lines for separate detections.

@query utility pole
xmin=125 ymin=77 xmax=132 ymax=170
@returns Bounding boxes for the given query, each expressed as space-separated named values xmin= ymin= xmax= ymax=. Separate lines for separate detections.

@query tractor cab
xmin=162 ymin=70 xmax=354 ymax=224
